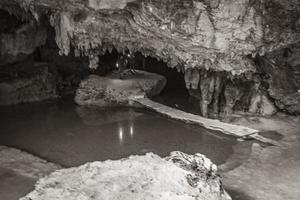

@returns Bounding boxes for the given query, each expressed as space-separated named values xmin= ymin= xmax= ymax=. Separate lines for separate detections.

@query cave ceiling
xmin=0 ymin=0 xmax=300 ymax=74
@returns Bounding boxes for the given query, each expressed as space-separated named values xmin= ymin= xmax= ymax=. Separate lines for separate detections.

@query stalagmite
xmin=88 ymin=54 xmax=99 ymax=69
xmin=223 ymin=81 xmax=242 ymax=120
xmin=249 ymin=77 xmax=277 ymax=116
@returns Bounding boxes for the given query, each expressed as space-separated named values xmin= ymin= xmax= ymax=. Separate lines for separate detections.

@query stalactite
xmin=184 ymin=68 xmax=200 ymax=90
xmin=211 ymin=72 xmax=223 ymax=117
xmin=199 ymin=70 xmax=215 ymax=118
xmin=50 ymin=12 xmax=74 ymax=56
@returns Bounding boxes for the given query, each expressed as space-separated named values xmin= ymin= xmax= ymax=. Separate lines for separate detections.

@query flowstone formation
xmin=21 ymin=151 xmax=231 ymax=200
xmin=0 ymin=0 xmax=299 ymax=115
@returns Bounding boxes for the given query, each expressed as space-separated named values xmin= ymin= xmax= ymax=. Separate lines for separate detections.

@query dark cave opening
xmin=0 ymin=10 xmax=23 ymax=34
xmin=94 ymin=48 xmax=201 ymax=114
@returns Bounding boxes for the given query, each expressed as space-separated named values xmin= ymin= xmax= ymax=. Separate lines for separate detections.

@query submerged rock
xmin=21 ymin=151 xmax=231 ymax=200
xmin=75 ymin=70 xmax=166 ymax=107
xmin=76 ymin=106 xmax=143 ymax=126
xmin=0 ymin=146 xmax=60 ymax=179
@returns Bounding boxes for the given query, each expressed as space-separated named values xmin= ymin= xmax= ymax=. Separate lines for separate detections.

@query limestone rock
xmin=249 ymin=93 xmax=277 ymax=116
xmin=2 ymin=0 xmax=299 ymax=74
xmin=75 ymin=70 xmax=166 ymax=106
xmin=0 ymin=11 xmax=46 ymax=66
xmin=0 ymin=63 xmax=58 ymax=105
xmin=20 ymin=151 xmax=231 ymax=200
xmin=0 ymin=0 xmax=299 ymax=116
xmin=256 ymin=50 xmax=300 ymax=114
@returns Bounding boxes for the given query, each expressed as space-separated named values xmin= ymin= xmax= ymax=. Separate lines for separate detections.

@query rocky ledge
xmin=21 ymin=151 xmax=231 ymax=200
xmin=0 ymin=62 xmax=58 ymax=105
xmin=75 ymin=70 xmax=166 ymax=107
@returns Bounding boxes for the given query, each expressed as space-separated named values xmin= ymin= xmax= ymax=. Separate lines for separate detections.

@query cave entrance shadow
xmin=142 ymin=55 xmax=202 ymax=115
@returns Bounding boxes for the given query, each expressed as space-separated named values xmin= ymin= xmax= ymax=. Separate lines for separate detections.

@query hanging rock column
xmin=199 ymin=70 xmax=215 ymax=118
xmin=212 ymin=72 xmax=224 ymax=118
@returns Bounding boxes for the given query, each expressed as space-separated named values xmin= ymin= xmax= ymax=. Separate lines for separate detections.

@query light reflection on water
xmin=118 ymin=126 xmax=124 ymax=143
xmin=130 ymin=125 xmax=134 ymax=137
xmin=0 ymin=100 xmax=236 ymax=167
xmin=118 ymin=124 xmax=135 ymax=143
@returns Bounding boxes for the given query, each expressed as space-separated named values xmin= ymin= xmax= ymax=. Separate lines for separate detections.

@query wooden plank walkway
xmin=131 ymin=97 xmax=280 ymax=146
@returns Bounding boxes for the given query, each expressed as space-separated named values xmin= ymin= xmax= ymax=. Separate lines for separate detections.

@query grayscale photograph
xmin=0 ymin=0 xmax=299 ymax=200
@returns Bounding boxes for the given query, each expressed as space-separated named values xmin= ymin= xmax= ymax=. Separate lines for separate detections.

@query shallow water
xmin=0 ymin=99 xmax=236 ymax=167
xmin=0 ymin=168 xmax=35 ymax=200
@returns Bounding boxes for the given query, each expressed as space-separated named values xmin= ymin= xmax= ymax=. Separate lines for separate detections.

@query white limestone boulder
xmin=20 ymin=151 xmax=231 ymax=200
xmin=74 ymin=70 xmax=166 ymax=107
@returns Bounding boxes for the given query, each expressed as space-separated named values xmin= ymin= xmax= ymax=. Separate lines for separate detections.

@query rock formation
xmin=0 ymin=0 xmax=299 ymax=115
xmin=75 ymin=70 xmax=166 ymax=106
xmin=0 ymin=62 xmax=58 ymax=105
xmin=20 ymin=151 xmax=231 ymax=200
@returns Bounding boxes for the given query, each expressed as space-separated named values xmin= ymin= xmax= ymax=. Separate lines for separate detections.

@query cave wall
xmin=1 ymin=0 xmax=299 ymax=73
xmin=0 ymin=0 xmax=299 ymax=115
xmin=0 ymin=9 xmax=46 ymax=66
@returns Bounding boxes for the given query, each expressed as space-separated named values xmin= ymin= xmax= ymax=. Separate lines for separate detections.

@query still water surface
xmin=0 ymin=99 xmax=236 ymax=167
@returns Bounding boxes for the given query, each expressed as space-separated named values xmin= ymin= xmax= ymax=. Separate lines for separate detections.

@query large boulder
xmin=75 ymin=70 xmax=166 ymax=107
xmin=20 ymin=151 xmax=231 ymax=200
xmin=0 ymin=63 xmax=58 ymax=105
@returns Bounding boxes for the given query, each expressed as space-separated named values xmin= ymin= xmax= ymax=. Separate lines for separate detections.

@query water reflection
xmin=118 ymin=126 xmax=124 ymax=143
xmin=0 ymin=100 xmax=237 ymax=167
xmin=130 ymin=125 xmax=134 ymax=137
xmin=118 ymin=124 xmax=134 ymax=143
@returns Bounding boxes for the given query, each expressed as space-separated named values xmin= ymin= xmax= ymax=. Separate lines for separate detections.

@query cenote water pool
xmin=0 ymin=99 xmax=236 ymax=167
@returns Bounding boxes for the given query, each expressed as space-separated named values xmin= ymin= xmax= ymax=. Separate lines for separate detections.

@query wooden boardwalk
xmin=132 ymin=97 xmax=280 ymax=146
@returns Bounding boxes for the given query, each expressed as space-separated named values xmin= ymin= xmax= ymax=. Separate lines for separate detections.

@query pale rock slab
xmin=20 ymin=151 xmax=231 ymax=200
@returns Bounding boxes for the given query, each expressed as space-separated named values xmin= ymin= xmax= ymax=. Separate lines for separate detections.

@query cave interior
xmin=0 ymin=1 xmax=300 ymax=200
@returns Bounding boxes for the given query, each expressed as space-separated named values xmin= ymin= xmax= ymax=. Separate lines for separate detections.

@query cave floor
xmin=221 ymin=113 xmax=300 ymax=200
xmin=0 ymin=146 xmax=60 ymax=200
xmin=0 ymin=168 xmax=36 ymax=200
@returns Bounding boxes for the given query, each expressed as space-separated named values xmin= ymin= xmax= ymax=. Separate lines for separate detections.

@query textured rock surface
xmin=0 ymin=146 xmax=60 ymax=200
xmin=255 ymin=44 xmax=300 ymax=114
xmin=0 ymin=0 xmax=299 ymax=114
xmin=21 ymin=151 xmax=231 ymax=200
xmin=0 ymin=63 xmax=58 ymax=105
xmin=1 ymin=0 xmax=299 ymax=74
xmin=0 ymin=10 xmax=46 ymax=66
xmin=75 ymin=70 xmax=166 ymax=106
